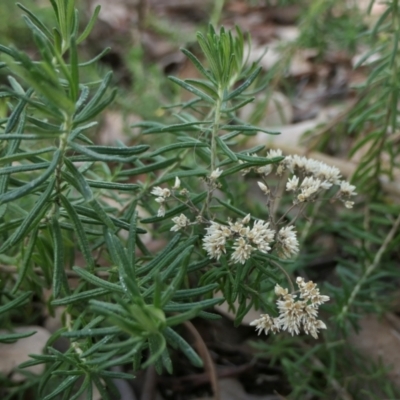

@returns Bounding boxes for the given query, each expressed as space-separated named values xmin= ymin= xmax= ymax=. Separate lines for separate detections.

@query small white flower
xmin=151 ymin=187 xmax=165 ymax=197
xmin=157 ymin=204 xmax=165 ymax=217
xmin=277 ymin=225 xmax=299 ymax=259
xmin=231 ymin=237 xmax=253 ymax=264
xmin=242 ymin=214 xmax=251 ymax=225
xmin=344 ymin=201 xmax=354 ymax=209
xmin=286 ymin=175 xmax=299 ymax=191
xmin=250 ymin=314 xmax=281 ymax=335
xmin=339 ymin=181 xmax=357 ymax=197
xmin=257 ymin=181 xmax=270 ymax=195
xmin=210 ymin=168 xmax=223 ymax=180
xmin=172 ymin=176 xmax=181 ymax=190
xmin=267 ymin=149 xmax=283 ymax=159
xmin=170 ymin=214 xmax=190 ymax=232
xmin=257 ymin=165 xmax=273 ymax=176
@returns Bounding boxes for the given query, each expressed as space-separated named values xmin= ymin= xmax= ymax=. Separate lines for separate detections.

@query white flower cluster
xmin=252 ymin=150 xmax=357 ymax=208
xmin=202 ymin=215 xmax=299 ymax=264
xmin=250 ymin=277 xmax=330 ymax=339
xmin=283 ymin=154 xmax=357 ymax=208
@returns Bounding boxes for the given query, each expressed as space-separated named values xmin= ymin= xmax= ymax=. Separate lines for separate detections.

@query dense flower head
xmin=250 ymin=278 xmax=329 ymax=339
xmin=255 ymin=150 xmax=357 ymax=209
xmin=276 ymin=225 xmax=299 ymax=259
xmin=202 ymin=215 xmax=276 ymax=264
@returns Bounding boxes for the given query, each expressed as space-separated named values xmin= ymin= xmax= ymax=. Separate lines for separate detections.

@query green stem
xmin=339 ymin=212 xmax=400 ymax=319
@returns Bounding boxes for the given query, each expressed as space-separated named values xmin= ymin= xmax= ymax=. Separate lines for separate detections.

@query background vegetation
xmin=1 ymin=0 xmax=400 ymax=399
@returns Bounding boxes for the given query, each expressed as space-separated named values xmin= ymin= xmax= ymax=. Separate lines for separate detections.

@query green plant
xmin=1 ymin=1 xmax=400 ymax=399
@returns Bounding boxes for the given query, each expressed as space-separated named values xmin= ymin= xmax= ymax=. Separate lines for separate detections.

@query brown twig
xmin=183 ymin=321 xmax=220 ymax=400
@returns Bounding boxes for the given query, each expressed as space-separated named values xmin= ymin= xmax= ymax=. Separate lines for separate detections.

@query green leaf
xmin=69 ymin=35 xmax=79 ymax=102
xmin=164 ymin=297 xmax=223 ymax=312
xmin=69 ymin=141 xmax=137 ymax=163
xmin=52 ymin=215 xmax=68 ymax=298
xmin=51 ymin=288 xmax=109 ymax=306
xmin=163 ymin=327 xmax=203 ymax=368
xmin=60 ymin=195 xmax=95 ymax=271
xmin=77 ymin=5 xmax=101 ymax=44
xmin=216 ymin=136 xmax=238 ymax=161
xmin=72 ymin=267 xmax=124 ymax=293
xmin=85 ymin=144 xmax=149 ymax=155
xmin=12 ymin=227 xmax=39 ymax=293
xmin=225 ymin=66 xmax=261 ymax=100
xmin=159 ymin=247 xmax=192 ymax=305
xmin=181 ymin=48 xmax=216 ymax=84
xmin=74 ymin=71 xmax=113 ymax=120
xmin=0 ymin=149 xmax=61 ymax=204
xmin=0 ymin=292 xmax=31 ymax=315
xmin=147 ymin=141 xmax=208 ymax=156
xmin=0 ymin=330 xmax=36 ymax=344
xmin=165 ymin=308 xmax=200 ymax=327
xmin=172 ymin=283 xmax=218 ymax=300
xmin=105 ymin=230 xmax=141 ymax=299
xmin=127 ymin=211 xmax=138 ymax=273
xmin=219 ymin=124 xmax=280 ymax=135
xmin=0 ymin=178 xmax=54 ymax=253
xmin=118 ymin=158 xmax=178 ymax=177
xmin=143 ymin=334 xmax=166 ymax=369
xmin=43 ymin=376 xmax=80 ymax=400
xmin=63 ymin=158 xmax=93 ymax=201
xmin=89 ymin=199 xmax=116 ymax=231
xmin=169 ymin=76 xmax=215 ymax=104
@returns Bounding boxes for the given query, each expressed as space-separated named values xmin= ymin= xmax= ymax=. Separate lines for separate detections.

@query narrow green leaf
xmin=165 ymin=308 xmax=200 ymax=327
xmin=128 ymin=211 xmax=138 ymax=272
xmin=51 ymin=288 xmax=109 ymax=306
xmin=86 ymin=180 xmax=139 ymax=191
xmin=164 ymin=297 xmax=223 ymax=312
xmin=12 ymin=227 xmax=39 ymax=293
xmin=52 ymin=216 xmax=68 ymax=298
xmin=63 ymin=158 xmax=93 ymax=201
xmin=43 ymin=376 xmax=80 ymax=400
xmin=163 ymin=327 xmax=203 ymax=368
xmin=69 ymin=35 xmax=79 ymax=102
xmin=89 ymin=199 xmax=116 ymax=230
xmin=85 ymin=144 xmax=149 ymax=155
xmin=60 ymin=195 xmax=95 ymax=271
xmin=77 ymin=5 xmax=101 ymax=44
xmin=0 ymin=150 xmax=60 ymax=204
xmin=0 ymin=292 xmax=31 ymax=315
xmin=118 ymin=158 xmax=178 ymax=177
xmin=105 ymin=230 xmax=141 ymax=298
xmin=169 ymin=76 xmax=215 ymax=104
xmin=72 ymin=267 xmax=124 ymax=293
xmin=181 ymin=48 xmax=216 ymax=84
xmin=0 ymin=178 xmax=54 ymax=253
xmin=216 ymin=136 xmax=238 ymax=161
xmin=219 ymin=124 xmax=280 ymax=135
xmin=225 ymin=66 xmax=261 ymax=100
xmin=0 ymin=330 xmax=36 ymax=344
xmin=69 ymin=141 xmax=136 ymax=163
xmin=0 ymin=162 xmax=50 ymax=176
xmin=172 ymin=283 xmax=218 ymax=300
xmin=147 ymin=141 xmax=208 ymax=157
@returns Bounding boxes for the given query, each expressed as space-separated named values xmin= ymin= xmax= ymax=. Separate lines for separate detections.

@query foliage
xmin=0 ymin=1 xmax=400 ymax=399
